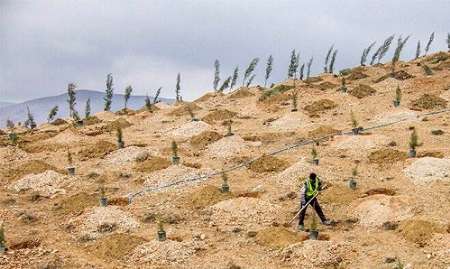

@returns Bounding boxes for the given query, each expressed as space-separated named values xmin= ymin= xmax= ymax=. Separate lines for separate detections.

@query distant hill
xmin=0 ymin=101 xmax=15 ymax=108
xmin=0 ymin=90 xmax=173 ymax=127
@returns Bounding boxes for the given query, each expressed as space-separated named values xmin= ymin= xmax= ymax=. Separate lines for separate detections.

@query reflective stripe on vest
xmin=306 ymin=178 xmax=319 ymax=197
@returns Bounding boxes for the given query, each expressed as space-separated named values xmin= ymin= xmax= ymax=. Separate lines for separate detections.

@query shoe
xmin=322 ymin=220 xmax=332 ymax=225
xmin=297 ymin=224 xmax=305 ymax=231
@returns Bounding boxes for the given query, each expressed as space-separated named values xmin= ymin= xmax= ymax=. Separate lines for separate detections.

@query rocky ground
xmin=1 ymin=52 xmax=450 ymax=268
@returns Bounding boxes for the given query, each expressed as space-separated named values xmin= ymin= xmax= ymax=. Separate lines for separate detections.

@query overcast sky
xmin=1 ymin=0 xmax=449 ymax=102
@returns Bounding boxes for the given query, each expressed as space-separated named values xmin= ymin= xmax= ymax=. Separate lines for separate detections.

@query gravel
xmin=370 ymin=110 xmax=418 ymax=125
xmin=268 ymin=112 xmax=312 ymax=131
xmin=169 ymin=121 xmax=211 ymax=140
xmin=206 ymin=135 xmax=250 ymax=158
xmin=9 ymin=170 xmax=71 ymax=197
xmin=103 ymin=146 xmax=152 ymax=166
xmin=403 ymin=157 xmax=450 ymax=185
xmin=0 ymin=146 xmax=28 ymax=162
xmin=333 ymin=134 xmax=391 ymax=151
xmin=143 ymin=165 xmax=213 ymax=190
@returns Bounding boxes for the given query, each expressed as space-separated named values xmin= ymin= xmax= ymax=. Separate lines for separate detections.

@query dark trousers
xmin=298 ymin=197 xmax=326 ymax=226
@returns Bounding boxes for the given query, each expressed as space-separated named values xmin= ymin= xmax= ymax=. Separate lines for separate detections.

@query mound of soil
xmin=82 ymin=116 xmax=102 ymax=126
xmin=169 ymin=102 xmax=202 ymax=117
xmin=3 ymin=160 xmax=62 ymax=181
xmin=194 ymin=92 xmax=223 ymax=103
xmin=368 ymin=149 xmax=407 ymax=165
xmin=190 ymin=131 xmax=223 ymax=149
xmin=374 ymin=71 xmax=414 ymax=83
xmin=258 ymin=84 xmax=293 ymax=102
xmin=87 ymin=233 xmax=146 ymax=261
xmin=133 ymin=157 xmax=171 ymax=173
xmin=102 ymin=118 xmax=132 ymax=132
xmin=304 ymin=99 xmax=338 ymax=116
xmin=229 ymin=87 xmax=255 ymax=99
xmin=347 ymin=70 xmax=369 ymax=80
xmin=51 ymin=118 xmax=68 ymax=126
xmin=417 ymin=150 xmax=445 ymax=158
xmin=255 ymin=227 xmax=306 ymax=249
xmin=242 ymin=132 xmax=295 ymax=143
xmin=321 ymin=185 xmax=360 ymax=205
xmin=364 ymin=188 xmax=396 ymax=196
xmin=304 ymin=77 xmax=323 ymax=83
xmin=19 ymin=142 xmax=64 ymax=154
xmin=78 ymin=140 xmax=116 ymax=160
xmin=56 ymin=192 xmax=98 ymax=215
xmin=308 ymin=125 xmax=340 ymax=139
xmin=115 ymin=108 xmax=136 ymax=116
xmin=202 ymin=109 xmax=238 ymax=124
xmin=403 ymin=157 xmax=450 ymax=185
xmin=399 ymin=219 xmax=442 ymax=247
xmin=410 ymin=94 xmax=448 ymax=111
xmin=317 ymin=81 xmax=337 ymax=90
xmin=189 ymin=185 xmax=234 ymax=209
xmin=348 ymin=84 xmax=376 ymax=98
xmin=249 ymin=155 xmax=289 ymax=173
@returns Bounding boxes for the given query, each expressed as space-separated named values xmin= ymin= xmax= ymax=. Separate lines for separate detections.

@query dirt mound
xmin=202 ymin=109 xmax=238 ymax=124
xmin=209 ymin=197 xmax=282 ymax=229
xmin=321 ymin=185 xmax=360 ymax=205
xmin=3 ymin=160 xmax=62 ymax=182
xmin=78 ymin=140 xmax=116 ymax=160
xmin=334 ymin=135 xmax=391 ymax=151
xmin=190 ymin=131 xmax=223 ymax=149
xmin=347 ymin=70 xmax=369 ymax=80
xmin=103 ymin=146 xmax=150 ymax=166
xmin=133 ymin=156 xmax=171 ymax=173
xmin=317 ymin=81 xmax=338 ymax=90
xmin=374 ymin=71 xmax=414 ymax=83
xmin=189 ymin=185 xmax=234 ymax=209
xmin=206 ymin=135 xmax=250 ymax=158
xmin=51 ymin=118 xmax=68 ymax=126
xmin=417 ymin=150 xmax=445 ymax=158
xmin=56 ymin=192 xmax=98 ymax=215
xmin=103 ymin=118 xmax=132 ymax=132
xmin=69 ymin=206 xmax=140 ymax=240
xmin=255 ymin=227 xmax=306 ymax=249
xmin=258 ymin=84 xmax=293 ymax=102
xmin=305 ymin=77 xmax=323 ymax=83
xmin=87 ymin=233 xmax=145 ymax=261
xmin=281 ymin=241 xmax=351 ymax=267
xmin=143 ymin=165 xmax=213 ymax=190
xmin=399 ymin=219 xmax=442 ymax=247
xmin=303 ymin=99 xmax=337 ymax=116
xmin=194 ymin=92 xmax=223 ymax=103
xmin=0 ymin=146 xmax=28 ymax=162
xmin=276 ymin=158 xmax=322 ymax=186
xmin=82 ymin=116 xmax=102 ymax=126
xmin=349 ymin=84 xmax=376 ymax=98
xmin=10 ymin=170 xmax=71 ymax=197
xmin=127 ymin=240 xmax=204 ymax=265
xmin=364 ymin=188 xmax=396 ymax=196
xmin=403 ymin=157 xmax=450 ymax=185
xmin=410 ymin=94 xmax=448 ymax=111
xmin=48 ymin=128 xmax=85 ymax=144
xmin=229 ymin=87 xmax=255 ymax=99
xmin=308 ymin=125 xmax=340 ymax=139
xmin=169 ymin=121 xmax=211 ymax=140
xmin=368 ymin=149 xmax=407 ymax=165
xmin=169 ymin=102 xmax=202 ymax=117
xmin=353 ymin=195 xmax=413 ymax=227
xmin=95 ymin=111 xmax=117 ymax=121
xmin=242 ymin=132 xmax=295 ymax=143
xmin=249 ymin=155 xmax=289 ymax=173
xmin=268 ymin=113 xmax=311 ymax=131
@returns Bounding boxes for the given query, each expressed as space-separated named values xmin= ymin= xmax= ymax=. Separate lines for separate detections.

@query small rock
xmin=384 ymin=257 xmax=396 ymax=263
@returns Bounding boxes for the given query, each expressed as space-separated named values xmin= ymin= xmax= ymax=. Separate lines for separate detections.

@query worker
xmin=298 ymin=172 xmax=331 ymax=231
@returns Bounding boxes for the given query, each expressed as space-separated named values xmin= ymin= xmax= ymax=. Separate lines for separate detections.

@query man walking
xmin=298 ymin=172 xmax=331 ymax=231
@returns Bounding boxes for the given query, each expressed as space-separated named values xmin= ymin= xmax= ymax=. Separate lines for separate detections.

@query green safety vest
xmin=306 ymin=178 xmax=319 ymax=197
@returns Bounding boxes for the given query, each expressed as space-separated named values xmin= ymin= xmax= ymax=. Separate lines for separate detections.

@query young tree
xmin=104 ymin=73 xmax=114 ymax=111
xmin=145 ymin=94 xmax=152 ymax=111
xmin=246 ymin=74 xmax=256 ymax=87
xmin=415 ymin=41 xmax=421 ymax=59
xmin=264 ymin=55 xmax=273 ymax=87
xmin=291 ymin=91 xmax=298 ymax=112
xmin=124 ymin=85 xmax=133 ymax=109
xmin=394 ymin=85 xmax=402 ymax=106
xmin=230 ymin=66 xmax=239 ymax=91
xmin=377 ymin=34 xmax=395 ymax=64
xmin=424 ymin=32 xmax=435 ymax=56
xmin=242 ymin=58 xmax=259 ymax=86
xmin=447 ymin=33 xmax=450 ymax=52
xmin=306 ymin=57 xmax=313 ymax=80
xmin=0 ymin=223 xmax=5 ymax=252
xmin=360 ymin=42 xmax=376 ymax=66
xmin=219 ymin=76 xmax=232 ymax=92
xmin=370 ymin=46 xmax=382 ymax=65
xmin=25 ymin=106 xmax=36 ymax=129
xmin=85 ymin=98 xmax=91 ymax=119
xmin=299 ymin=63 xmax=305 ymax=80
xmin=288 ymin=49 xmax=297 ymax=78
xmin=175 ymin=73 xmax=181 ymax=102
xmin=213 ymin=59 xmax=220 ymax=91
xmin=153 ymin=87 xmax=162 ymax=104
xmin=391 ymin=35 xmax=410 ymax=73
xmin=6 ymin=119 xmax=14 ymax=129
xmin=328 ymin=50 xmax=338 ymax=74
xmin=323 ymin=45 xmax=334 ymax=73
xmin=48 ymin=106 xmax=58 ymax=123
xmin=116 ymin=127 xmax=124 ymax=148
xmin=67 ymin=83 xmax=77 ymax=118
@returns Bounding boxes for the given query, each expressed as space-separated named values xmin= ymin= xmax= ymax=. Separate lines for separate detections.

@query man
xmin=298 ymin=172 xmax=331 ymax=231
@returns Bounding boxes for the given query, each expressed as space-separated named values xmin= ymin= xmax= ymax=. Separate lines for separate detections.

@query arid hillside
xmin=1 ymin=52 xmax=450 ymax=269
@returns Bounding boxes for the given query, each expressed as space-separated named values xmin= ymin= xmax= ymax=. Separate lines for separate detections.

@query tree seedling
xmin=186 ymin=106 xmax=199 ymax=121
xmin=157 ymin=219 xmax=166 ymax=241
xmin=422 ymin=64 xmax=433 ymax=76
xmin=220 ymin=170 xmax=230 ymax=193
xmin=291 ymin=91 xmax=298 ymax=112
xmin=339 ymin=77 xmax=347 ymax=93
xmin=350 ymin=111 xmax=362 ymax=135
xmin=348 ymin=165 xmax=358 ymax=190
xmin=67 ymin=150 xmax=75 ymax=176
xmin=116 ymin=127 xmax=124 ymax=149
xmin=225 ymin=120 xmax=234 ymax=137
xmin=171 ymin=141 xmax=180 ymax=165
xmin=99 ymin=186 xmax=108 ymax=207
xmin=308 ymin=214 xmax=318 ymax=240
xmin=408 ymin=128 xmax=419 ymax=158
xmin=311 ymin=146 xmax=319 ymax=165
xmin=0 ymin=223 xmax=6 ymax=254
xmin=393 ymin=85 xmax=401 ymax=107
xmin=8 ymin=132 xmax=18 ymax=146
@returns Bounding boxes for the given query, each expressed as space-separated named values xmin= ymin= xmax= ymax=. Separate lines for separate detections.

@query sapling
xmin=85 ymin=98 xmax=91 ymax=119
xmin=99 ymin=186 xmax=108 ymax=207
xmin=171 ymin=141 xmax=180 ymax=164
xmin=67 ymin=83 xmax=78 ymax=119
xmin=339 ymin=77 xmax=347 ymax=92
xmin=246 ymin=74 xmax=256 ymax=87
xmin=225 ymin=120 xmax=234 ymax=137
xmin=391 ymin=36 xmax=410 ymax=73
xmin=350 ymin=111 xmax=360 ymax=135
xmin=291 ymin=91 xmax=298 ymax=112
xmin=306 ymin=57 xmax=313 ymax=80
xmin=415 ymin=41 xmax=421 ymax=60
xmin=157 ymin=219 xmax=166 ymax=241
xmin=6 ymin=119 xmax=14 ymax=129
xmin=25 ymin=106 xmax=36 ymax=129
xmin=299 ymin=63 xmax=305 ymax=81
xmin=145 ymin=94 xmax=152 ymax=112
xmin=175 ymin=73 xmax=182 ymax=102
xmin=408 ymin=128 xmax=419 ymax=157
xmin=424 ymin=32 xmax=434 ymax=56
xmin=360 ymin=42 xmax=376 ymax=66
xmin=213 ymin=59 xmax=220 ymax=91
xmin=186 ymin=105 xmax=198 ymax=121
xmin=48 ymin=106 xmax=58 ymax=123
xmin=328 ymin=50 xmax=338 ymax=74
xmin=323 ymin=45 xmax=334 ymax=73
xmin=394 ymin=85 xmax=402 ymax=107
xmin=377 ymin=34 xmax=395 ymax=64
xmin=153 ymin=87 xmax=162 ymax=104
xmin=447 ymin=33 xmax=450 ymax=52
xmin=242 ymin=58 xmax=259 ymax=86
xmin=116 ymin=127 xmax=124 ymax=149
xmin=221 ymin=170 xmax=230 ymax=193
xmin=264 ymin=55 xmax=273 ymax=87
xmin=0 ymin=223 xmax=6 ymax=253
xmin=311 ymin=146 xmax=319 ymax=165
xmin=288 ymin=49 xmax=297 ymax=79
xmin=104 ymin=74 xmax=113 ymax=111
xmin=67 ymin=150 xmax=75 ymax=175
xmin=348 ymin=165 xmax=358 ymax=190
xmin=230 ymin=66 xmax=239 ymax=91
xmin=219 ymin=76 xmax=231 ymax=92
xmin=8 ymin=132 xmax=18 ymax=145
xmin=309 ymin=214 xmax=318 ymax=240
xmin=124 ymin=85 xmax=133 ymax=110
xmin=422 ymin=64 xmax=433 ymax=76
